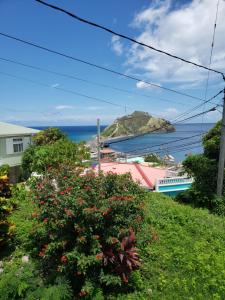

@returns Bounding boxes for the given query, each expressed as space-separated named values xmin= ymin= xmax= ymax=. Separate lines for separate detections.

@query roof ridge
xmin=134 ymin=163 xmax=153 ymax=189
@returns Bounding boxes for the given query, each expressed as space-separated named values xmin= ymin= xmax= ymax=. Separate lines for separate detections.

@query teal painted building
xmin=155 ymin=177 xmax=193 ymax=197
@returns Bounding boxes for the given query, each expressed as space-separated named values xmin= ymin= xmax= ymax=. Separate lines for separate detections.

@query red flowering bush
xmin=0 ymin=168 xmax=15 ymax=249
xmin=29 ymin=165 xmax=148 ymax=297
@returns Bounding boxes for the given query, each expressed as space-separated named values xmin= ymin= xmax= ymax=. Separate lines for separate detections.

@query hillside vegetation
xmin=101 ymin=111 xmax=175 ymax=138
xmin=117 ymin=193 xmax=225 ymax=299
xmin=1 ymin=190 xmax=224 ymax=299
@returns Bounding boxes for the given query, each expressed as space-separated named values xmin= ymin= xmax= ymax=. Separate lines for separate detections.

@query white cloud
xmin=51 ymin=83 xmax=60 ymax=88
xmin=136 ymin=80 xmax=161 ymax=90
xmin=161 ymin=107 xmax=179 ymax=119
xmin=127 ymin=0 xmax=225 ymax=85
xmin=111 ymin=35 xmax=123 ymax=56
xmin=55 ymin=105 xmax=75 ymax=110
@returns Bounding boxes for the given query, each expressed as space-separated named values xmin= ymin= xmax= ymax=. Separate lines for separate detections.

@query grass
xmin=117 ymin=193 xmax=225 ymax=300
xmin=1 ymin=189 xmax=225 ymax=299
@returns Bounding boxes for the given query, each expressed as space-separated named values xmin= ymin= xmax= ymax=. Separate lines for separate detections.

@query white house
xmin=0 ymin=122 xmax=39 ymax=168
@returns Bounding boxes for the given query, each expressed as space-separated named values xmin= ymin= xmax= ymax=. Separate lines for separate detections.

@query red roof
xmin=94 ymin=162 xmax=167 ymax=189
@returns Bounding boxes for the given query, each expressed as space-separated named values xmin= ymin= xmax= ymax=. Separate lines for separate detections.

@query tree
xmin=22 ymin=128 xmax=90 ymax=179
xmin=177 ymin=120 xmax=225 ymax=214
xmin=33 ymin=127 xmax=66 ymax=146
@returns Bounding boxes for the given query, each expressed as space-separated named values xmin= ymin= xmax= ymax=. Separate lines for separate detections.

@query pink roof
xmin=94 ymin=162 xmax=167 ymax=189
xmin=100 ymin=148 xmax=115 ymax=154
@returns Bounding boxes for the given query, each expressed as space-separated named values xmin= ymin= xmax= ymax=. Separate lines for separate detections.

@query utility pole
xmin=97 ymin=118 xmax=101 ymax=175
xmin=216 ymin=87 xmax=225 ymax=196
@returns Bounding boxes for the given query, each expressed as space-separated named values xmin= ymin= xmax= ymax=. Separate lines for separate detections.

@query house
xmin=93 ymin=162 xmax=167 ymax=190
xmin=0 ymin=122 xmax=39 ymax=182
xmin=93 ymin=161 xmax=193 ymax=195
xmin=100 ymin=147 xmax=117 ymax=161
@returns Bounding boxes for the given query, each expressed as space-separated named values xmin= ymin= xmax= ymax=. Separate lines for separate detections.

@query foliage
xmin=29 ymin=167 xmax=147 ymax=297
xmin=0 ymin=165 xmax=10 ymax=177
xmin=0 ymin=174 xmax=15 ymax=250
xmin=144 ymin=153 xmax=161 ymax=164
xmin=8 ymin=184 xmax=35 ymax=246
xmin=0 ymin=258 xmax=72 ymax=300
xmin=203 ymin=120 xmax=221 ymax=160
xmin=115 ymin=193 xmax=225 ymax=299
xmin=178 ymin=120 xmax=225 ymax=214
xmin=21 ymin=145 xmax=36 ymax=180
xmin=22 ymin=139 xmax=90 ymax=179
xmin=33 ymin=127 xmax=66 ymax=146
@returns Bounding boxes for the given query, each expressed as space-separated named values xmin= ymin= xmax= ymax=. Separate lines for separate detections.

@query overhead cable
xmin=36 ymin=0 xmax=224 ymax=77
xmin=128 ymin=132 xmax=206 ymax=154
xmin=0 ymin=71 xmax=127 ymax=109
xmin=0 ymin=56 xmax=189 ymax=107
xmin=0 ymin=32 xmax=205 ymax=102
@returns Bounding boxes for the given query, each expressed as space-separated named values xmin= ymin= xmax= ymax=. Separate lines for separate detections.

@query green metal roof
xmin=0 ymin=122 xmax=39 ymax=137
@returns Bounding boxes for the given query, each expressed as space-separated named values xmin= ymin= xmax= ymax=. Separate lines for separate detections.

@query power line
xmin=103 ymin=99 xmax=220 ymax=146
xmin=145 ymin=140 xmax=202 ymax=154
xmin=36 ymin=0 xmax=224 ymax=77
xmin=128 ymin=132 xmax=205 ymax=154
xmin=131 ymin=140 xmax=202 ymax=156
xmin=0 ymin=56 xmax=191 ymax=107
xmin=0 ymin=71 xmax=127 ymax=109
xmin=0 ymin=32 xmax=206 ymax=102
xmin=175 ymin=106 xmax=217 ymax=124
xmin=172 ymin=89 xmax=223 ymax=123
xmin=201 ymin=0 xmax=220 ymax=132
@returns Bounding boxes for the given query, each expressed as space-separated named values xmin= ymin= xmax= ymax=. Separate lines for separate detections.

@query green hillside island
xmin=101 ymin=111 xmax=175 ymax=138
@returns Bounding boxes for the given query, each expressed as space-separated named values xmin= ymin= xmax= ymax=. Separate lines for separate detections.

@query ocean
xmin=33 ymin=123 xmax=214 ymax=162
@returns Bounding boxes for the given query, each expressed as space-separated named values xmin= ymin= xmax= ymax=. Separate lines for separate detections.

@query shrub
xmin=0 ymin=258 xmax=73 ymax=300
xmin=29 ymin=166 xmax=148 ymax=297
xmin=0 ymin=164 xmax=10 ymax=177
xmin=144 ymin=153 xmax=161 ymax=164
xmin=0 ymin=174 xmax=15 ymax=249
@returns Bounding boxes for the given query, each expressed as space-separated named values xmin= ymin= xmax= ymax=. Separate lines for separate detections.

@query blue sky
xmin=0 ymin=0 xmax=224 ymax=125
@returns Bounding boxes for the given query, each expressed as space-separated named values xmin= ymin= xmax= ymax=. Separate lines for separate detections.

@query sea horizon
xmin=31 ymin=123 xmax=215 ymax=162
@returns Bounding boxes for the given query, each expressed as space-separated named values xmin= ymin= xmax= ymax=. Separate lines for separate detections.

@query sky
xmin=0 ymin=0 xmax=225 ymax=125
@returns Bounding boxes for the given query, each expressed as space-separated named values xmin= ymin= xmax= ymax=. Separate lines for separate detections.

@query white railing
xmin=157 ymin=177 xmax=193 ymax=185
xmin=155 ymin=177 xmax=193 ymax=192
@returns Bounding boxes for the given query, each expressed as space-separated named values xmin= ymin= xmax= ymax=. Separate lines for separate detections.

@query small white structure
xmin=0 ymin=122 xmax=39 ymax=167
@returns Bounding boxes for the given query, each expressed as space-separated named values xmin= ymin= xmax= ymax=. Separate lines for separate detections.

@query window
xmin=12 ymin=138 xmax=23 ymax=153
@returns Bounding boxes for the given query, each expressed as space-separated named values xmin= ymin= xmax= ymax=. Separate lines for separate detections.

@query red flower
xmin=32 ymin=212 xmax=38 ymax=218
xmin=96 ymin=253 xmax=103 ymax=260
xmin=79 ymin=291 xmax=86 ymax=297
xmin=43 ymin=218 xmax=48 ymax=223
xmin=60 ymin=255 xmax=68 ymax=264
xmin=78 ymin=236 xmax=86 ymax=242
xmin=63 ymin=176 xmax=68 ymax=180
xmin=40 ymin=201 xmax=45 ymax=205
xmin=60 ymin=191 xmax=65 ymax=195
xmin=102 ymin=207 xmax=112 ymax=216
xmin=64 ymin=208 xmax=73 ymax=217
xmin=111 ymin=237 xmax=119 ymax=244
xmin=38 ymin=251 xmax=45 ymax=257
xmin=84 ymin=185 xmax=91 ymax=191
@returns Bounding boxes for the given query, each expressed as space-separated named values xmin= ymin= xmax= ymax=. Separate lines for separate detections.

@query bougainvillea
xmin=29 ymin=165 xmax=148 ymax=297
